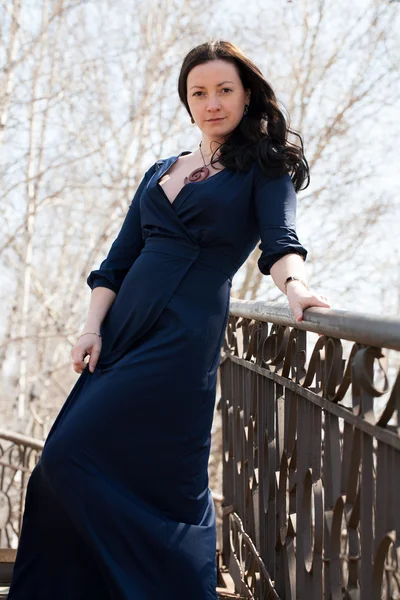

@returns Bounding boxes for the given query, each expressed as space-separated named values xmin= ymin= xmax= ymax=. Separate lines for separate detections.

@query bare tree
xmin=0 ymin=0 xmax=398 ymax=436
xmin=0 ymin=0 xmax=213 ymax=429
xmin=230 ymin=0 xmax=400 ymax=308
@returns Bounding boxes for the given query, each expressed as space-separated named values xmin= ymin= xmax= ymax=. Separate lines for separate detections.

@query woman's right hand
xmin=71 ymin=333 xmax=102 ymax=374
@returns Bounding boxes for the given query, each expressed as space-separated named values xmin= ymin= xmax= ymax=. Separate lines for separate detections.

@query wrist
xmin=79 ymin=330 xmax=101 ymax=337
xmin=78 ymin=324 xmax=102 ymax=340
xmin=76 ymin=331 xmax=102 ymax=344
xmin=284 ymin=276 xmax=309 ymax=295
xmin=82 ymin=320 xmax=102 ymax=333
xmin=286 ymin=281 xmax=306 ymax=296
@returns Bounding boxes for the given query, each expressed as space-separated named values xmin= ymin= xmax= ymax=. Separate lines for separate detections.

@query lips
xmin=207 ymin=117 xmax=225 ymax=122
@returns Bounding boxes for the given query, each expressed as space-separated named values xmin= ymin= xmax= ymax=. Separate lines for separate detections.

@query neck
xmin=199 ymin=135 xmax=224 ymax=162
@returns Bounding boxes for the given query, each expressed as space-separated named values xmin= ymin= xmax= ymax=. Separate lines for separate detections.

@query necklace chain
xmin=199 ymin=141 xmax=212 ymax=168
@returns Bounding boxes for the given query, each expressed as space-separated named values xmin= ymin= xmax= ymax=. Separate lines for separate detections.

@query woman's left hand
xmin=286 ymin=281 xmax=331 ymax=322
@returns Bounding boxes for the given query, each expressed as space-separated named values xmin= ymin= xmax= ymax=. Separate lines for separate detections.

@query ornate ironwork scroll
xmin=218 ymin=300 xmax=400 ymax=600
xmin=0 ymin=431 xmax=43 ymax=549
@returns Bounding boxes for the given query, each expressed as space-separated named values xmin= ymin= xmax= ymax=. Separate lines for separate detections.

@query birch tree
xmin=0 ymin=0 xmax=398 ymax=435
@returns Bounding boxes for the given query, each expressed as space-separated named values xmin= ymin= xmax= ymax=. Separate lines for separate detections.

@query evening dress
xmin=8 ymin=150 xmax=307 ymax=600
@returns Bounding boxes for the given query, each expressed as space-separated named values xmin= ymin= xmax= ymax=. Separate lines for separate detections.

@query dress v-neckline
xmin=156 ymin=151 xmax=227 ymax=207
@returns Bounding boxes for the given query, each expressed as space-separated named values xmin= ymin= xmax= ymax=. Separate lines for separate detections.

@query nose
xmin=206 ymin=96 xmax=221 ymax=113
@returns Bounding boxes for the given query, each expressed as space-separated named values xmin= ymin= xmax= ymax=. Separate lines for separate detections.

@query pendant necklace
xmin=183 ymin=142 xmax=212 ymax=185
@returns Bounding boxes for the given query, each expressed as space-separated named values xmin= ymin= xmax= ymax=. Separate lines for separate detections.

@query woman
xmin=8 ymin=40 xmax=330 ymax=600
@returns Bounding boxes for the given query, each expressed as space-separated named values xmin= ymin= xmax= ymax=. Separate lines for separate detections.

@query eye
xmin=221 ymin=88 xmax=233 ymax=93
xmin=192 ymin=91 xmax=204 ymax=96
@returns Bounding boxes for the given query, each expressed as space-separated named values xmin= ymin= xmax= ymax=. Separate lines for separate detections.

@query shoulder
xmin=154 ymin=150 xmax=192 ymax=167
xmin=143 ymin=152 xmax=186 ymax=177
xmin=252 ymin=161 xmax=294 ymax=194
xmin=143 ymin=159 xmax=165 ymax=178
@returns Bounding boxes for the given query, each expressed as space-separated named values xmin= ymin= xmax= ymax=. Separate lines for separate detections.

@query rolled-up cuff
xmin=258 ymin=247 xmax=308 ymax=276
xmin=86 ymin=272 xmax=119 ymax=294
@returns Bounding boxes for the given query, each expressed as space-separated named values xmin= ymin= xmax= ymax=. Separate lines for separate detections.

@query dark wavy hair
xmin=178 ymin=40 xmax=310 ymax=192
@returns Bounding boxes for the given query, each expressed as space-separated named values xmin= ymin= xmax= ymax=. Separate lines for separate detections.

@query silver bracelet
xmin=284 ymin=276 xmax=309 ymax=295
xmin=76 ymin=332 xmax=102 ymax=343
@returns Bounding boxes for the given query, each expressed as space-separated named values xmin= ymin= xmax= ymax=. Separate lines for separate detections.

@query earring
xmin=243 ymin=104 xmax=249 ymax=116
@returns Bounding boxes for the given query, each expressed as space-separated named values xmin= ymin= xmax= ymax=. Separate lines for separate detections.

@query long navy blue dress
xmin=8 ymin=151 xmax=307 ymax=600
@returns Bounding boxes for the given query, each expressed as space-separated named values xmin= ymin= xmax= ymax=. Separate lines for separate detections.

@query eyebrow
xmin=189 ymin=80 xmax=236 ymax=90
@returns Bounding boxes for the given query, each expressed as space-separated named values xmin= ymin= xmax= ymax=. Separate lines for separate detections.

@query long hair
xmin=178 ymin=40 xmax=310 ymax=192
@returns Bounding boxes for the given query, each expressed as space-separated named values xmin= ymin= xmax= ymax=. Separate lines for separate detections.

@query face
xmin=186 ymin=59 xmax=251 ymax=141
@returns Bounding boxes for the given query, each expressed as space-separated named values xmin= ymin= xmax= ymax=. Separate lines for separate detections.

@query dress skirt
xmin=8 ymin=255 xmax=231 ymax=600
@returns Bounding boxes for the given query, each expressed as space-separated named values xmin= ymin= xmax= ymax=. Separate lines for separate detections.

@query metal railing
xmin=218 ymin=299 xmax=400 ymax=600
xmin=0 ymin=431 xmax=44 ymax=588
xmin=2 ymin=299 xmax=400 ymax=599
xmin=0 ymin=431 xmax=44 ymax=549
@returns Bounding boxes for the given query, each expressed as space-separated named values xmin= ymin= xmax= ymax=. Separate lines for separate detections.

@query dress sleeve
xmin=253 ymin=167 xmax=308 ymax=276
xmin=86 ymin=163 xmax=157 ymax=294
